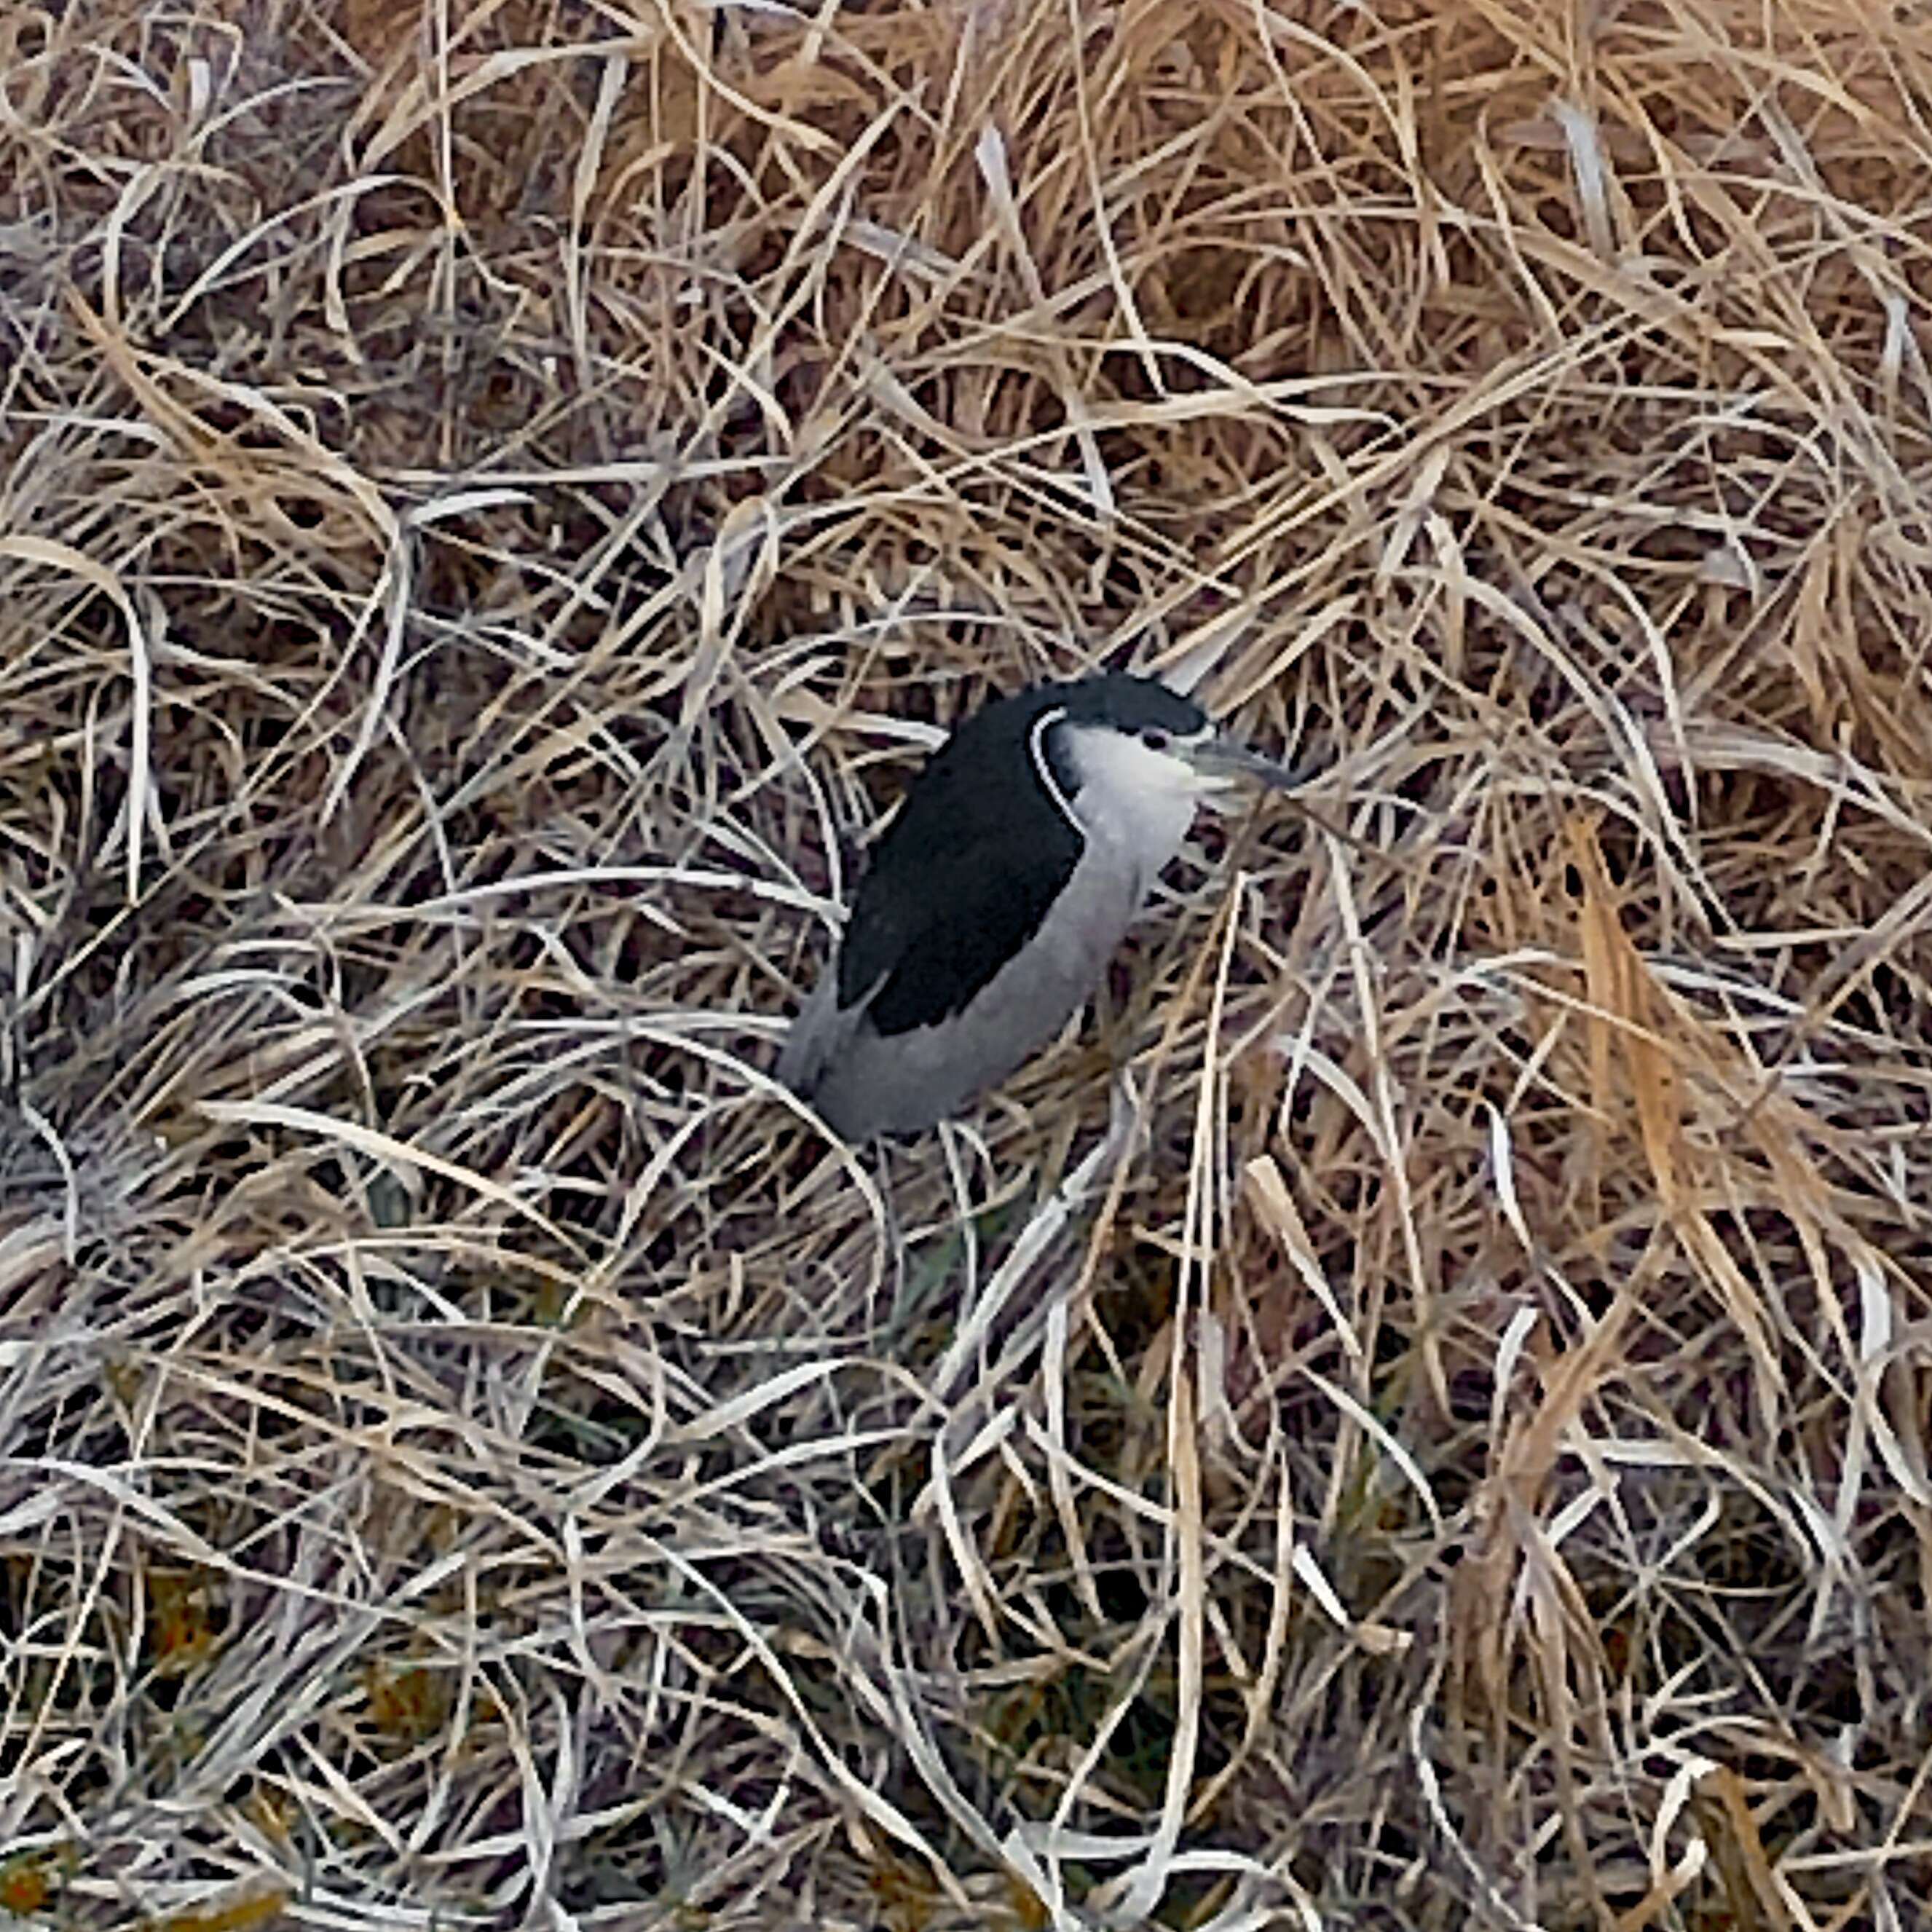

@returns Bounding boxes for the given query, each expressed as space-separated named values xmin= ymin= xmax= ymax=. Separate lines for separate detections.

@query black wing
xmin=837 ymin=687 xmax=1082 ymax=1036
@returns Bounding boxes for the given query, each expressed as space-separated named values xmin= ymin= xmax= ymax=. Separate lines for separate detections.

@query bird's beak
xmin=1186 ymin=735 xmax=1305 ymax=795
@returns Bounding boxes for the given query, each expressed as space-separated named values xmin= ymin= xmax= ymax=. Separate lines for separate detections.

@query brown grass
xmin=4 ymin=0 xmax=1932 ymax=1926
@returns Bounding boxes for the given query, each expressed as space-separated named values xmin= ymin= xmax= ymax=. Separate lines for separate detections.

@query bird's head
xmin=1046 ymin=674 xmax=1301 ymax=821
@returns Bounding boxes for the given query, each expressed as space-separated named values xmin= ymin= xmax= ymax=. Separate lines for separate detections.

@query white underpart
xmin=1058 ymin=721 xmax=1217 ymax=898
xmin=1026 ymin=707 xmax=1076 ymax=832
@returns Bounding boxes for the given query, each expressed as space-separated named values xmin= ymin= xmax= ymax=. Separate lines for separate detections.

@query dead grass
xmin=4 ymin=0 xmax=1932 ymax=1926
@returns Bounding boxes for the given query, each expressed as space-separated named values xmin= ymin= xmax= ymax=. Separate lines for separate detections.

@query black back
xmin=837 ymin=674 xmax=1208 ymax=1035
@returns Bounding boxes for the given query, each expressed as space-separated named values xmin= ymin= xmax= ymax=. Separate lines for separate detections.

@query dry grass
xmin=4 ymin=0 xmax=1932 ymax=1926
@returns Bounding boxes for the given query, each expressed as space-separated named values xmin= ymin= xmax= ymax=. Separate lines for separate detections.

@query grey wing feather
xmin=776 ymin=963 xmax=848 ymax=1099
xmin=776 ymin=953 xmax=885 ymax=1108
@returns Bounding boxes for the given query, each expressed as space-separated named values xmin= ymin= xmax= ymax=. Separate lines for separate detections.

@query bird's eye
xmin=1140 ymin=728 xmax=1171 ymax=752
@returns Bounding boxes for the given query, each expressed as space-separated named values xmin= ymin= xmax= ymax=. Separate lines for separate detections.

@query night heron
xmin=778 ymin=671 xmax=1299 ymax=1141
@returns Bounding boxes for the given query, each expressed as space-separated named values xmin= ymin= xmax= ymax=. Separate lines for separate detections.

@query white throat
xmin=1057 ymin=722 xmax=1206 ymax=891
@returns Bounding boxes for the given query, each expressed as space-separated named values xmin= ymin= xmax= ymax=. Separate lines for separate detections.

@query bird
xmin=776 ymin=671 xmax=1301 ymax=1141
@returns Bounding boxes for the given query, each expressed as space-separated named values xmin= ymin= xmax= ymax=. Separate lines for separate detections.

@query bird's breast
xmin=1028 ymin=826 xmax=1156 ymax=980
xmin=1069 ymin=778 xmax=1197 ymax=896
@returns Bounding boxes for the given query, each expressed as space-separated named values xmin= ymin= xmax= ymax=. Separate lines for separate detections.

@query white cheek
xmin=1064 ymin=730 xmax=1206 ymax=880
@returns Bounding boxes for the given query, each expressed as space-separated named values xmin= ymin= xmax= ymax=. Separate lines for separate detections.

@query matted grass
xmin=4 ymin=0 xmax=1931 ymax=1927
